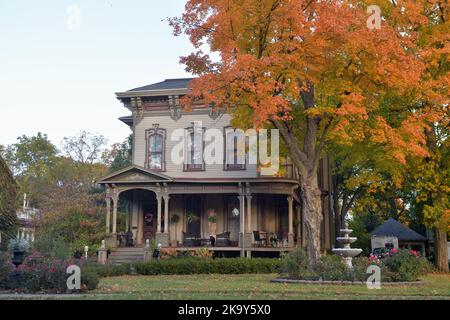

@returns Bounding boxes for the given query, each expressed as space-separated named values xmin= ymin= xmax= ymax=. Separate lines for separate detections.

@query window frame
xmin=145 ymin=127 xmax=166 ymax=172
xmin=183 ymin=125 xmax=206 ymax=172
xmin=223 ymin=126 xmax=246 ymax=171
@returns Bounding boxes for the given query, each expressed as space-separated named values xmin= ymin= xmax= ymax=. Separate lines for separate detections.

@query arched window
xmin=146 ymin=127 xmax=166 ymax=171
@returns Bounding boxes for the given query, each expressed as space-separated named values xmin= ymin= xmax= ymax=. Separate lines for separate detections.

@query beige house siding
xmin=134 ymin=113 xmax=258 ymax=179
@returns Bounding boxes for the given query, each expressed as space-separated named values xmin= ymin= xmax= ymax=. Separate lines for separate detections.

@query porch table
xmin=200 ymin=238 xmax=212 ymax=247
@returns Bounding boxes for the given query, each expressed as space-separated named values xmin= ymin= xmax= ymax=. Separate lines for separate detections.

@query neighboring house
xmin=370 ymin=218 xmax=428 ymax=255
xmin=15 ymin=194 xmax=38 ymax=243
xmin=98 ymin=78 xmax=334 ymax=257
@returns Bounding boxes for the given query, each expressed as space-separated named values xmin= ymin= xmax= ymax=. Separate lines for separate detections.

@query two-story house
xmin=99 ymin=78 xmax=334 ymax=258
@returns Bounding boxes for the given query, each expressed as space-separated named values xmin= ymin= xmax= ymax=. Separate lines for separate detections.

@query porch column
xmin=287 ymin=196 xmax=294 ymax=247
xmin=155 ymin=193 xmax=169 ymax=247
xmin=164 ymin=195 xmax=170 ymax=234
xmin=157 ymin=194 xmax=162 ymax=233
xmin=246 ymin=195 xmax=252 ymax=232
xmin=112 ymin=193 xmax=118 ymax=234
xmin=239 ymin=194 xmax=245 ymax=257
xmin=105 ymin=197 xmax=111 ymax=234
xmin=302 ymin=205 xmax=307 ymax=249
xmin=296 ymin=205 xmax=301 ymax=247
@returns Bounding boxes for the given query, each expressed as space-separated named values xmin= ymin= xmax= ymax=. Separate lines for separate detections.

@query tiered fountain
xmin=332 ymin=222 xmax=362 ymax=269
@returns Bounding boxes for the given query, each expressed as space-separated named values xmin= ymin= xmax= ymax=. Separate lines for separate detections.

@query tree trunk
xmin=273 ymin=82 xmax=323 ymax=267
xmin=434 ymin=227 xmax=449 ymax=272
xmin=301 ymin=172 xmax=323 ymax=267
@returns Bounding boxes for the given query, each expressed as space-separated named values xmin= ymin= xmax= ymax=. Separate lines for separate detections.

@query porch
xmin=105 ymin=191 xmax=301 ymax=253
xmin=108 ymin=245 xmax=297 ymax=264
xmin=100 ymin=170 xmax=303 ymax=256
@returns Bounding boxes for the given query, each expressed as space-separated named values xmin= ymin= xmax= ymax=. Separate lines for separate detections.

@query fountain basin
xmin=332 ymin=248 xmax=362 ymax=258
xmin=336 ymin=237 xmax=357 ymax=244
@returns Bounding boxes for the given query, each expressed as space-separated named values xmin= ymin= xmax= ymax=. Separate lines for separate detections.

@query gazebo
xmin=370 ymin=218 xmax=428 ymax=255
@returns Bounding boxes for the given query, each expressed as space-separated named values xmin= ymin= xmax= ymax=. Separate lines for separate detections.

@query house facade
xmin=99 ymin=78 xmax=334 ymax=257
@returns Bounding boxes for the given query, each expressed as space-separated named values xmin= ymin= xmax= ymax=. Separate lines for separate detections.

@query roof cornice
xmin=115 ymin=88 xmax=191 ymax=99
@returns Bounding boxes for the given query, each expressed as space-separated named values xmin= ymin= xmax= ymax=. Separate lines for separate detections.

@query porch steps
xmin=109 ymin=247 xmax=145 ymax=264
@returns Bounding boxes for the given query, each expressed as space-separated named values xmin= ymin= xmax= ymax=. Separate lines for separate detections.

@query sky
xmin=0 ymin=0 xmax=193 ymax=148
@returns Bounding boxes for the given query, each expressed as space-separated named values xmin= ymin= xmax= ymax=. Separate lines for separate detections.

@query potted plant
xmin=186 ymin=212 xmax=200 ymax=224
xmin=207 ymin=215 xmax=218 ymax=224
xmin=207 ymin=211 xmax=218 ymax=237
xmin=8 ymin=238 xmax=30 ymax=267
xmin=170 ymin=214 xmax=180 ymax=247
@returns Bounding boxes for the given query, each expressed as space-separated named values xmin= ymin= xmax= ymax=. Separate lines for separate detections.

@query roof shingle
xmin=128 ymin=78 xmax=194 ymax=92
xmin=370 ymin=218 xmax=427 ymax=242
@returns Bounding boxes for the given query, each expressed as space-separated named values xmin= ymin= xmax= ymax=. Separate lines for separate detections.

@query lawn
xmin=76 ymin=273 xmax=450 ymax=300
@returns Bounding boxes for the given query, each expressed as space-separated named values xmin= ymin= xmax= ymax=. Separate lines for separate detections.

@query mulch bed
xmin=271 ymin=278 xmax=426 ymax=286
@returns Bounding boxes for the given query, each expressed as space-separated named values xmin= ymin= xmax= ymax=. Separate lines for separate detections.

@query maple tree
xmin=171 ymin=0 xmax=448 ymax=265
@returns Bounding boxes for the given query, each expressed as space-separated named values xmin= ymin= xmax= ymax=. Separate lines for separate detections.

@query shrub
xmin=160 ymin=248 xmax=214 ymax=259
xmin=280 ymin=249 xmax=316 ymax=280
xmin=33 ymin=233 xmax=71 ymax=259
xmin=160 ymin=248 xmax=179 ymax=260
xmin=279 ymin=248 xmax=431 ymax=282
xmin=134 ymin=258 xmax=281 ymax=276
xmin=0 ymin=252 xmax=13 ymax=289
xmin=5 ymin=252 xmax=99 ymax=292
xmin=8 ymin=239 xmax=31 ymax=252
xmin=80 ymin=270 xmax=100 ymax=291
xmin=314 ymin=255 xmax=347 ymax=281
xmin=84 ymin=263 xmax=133 ymax=278
xmin=383 ymin=249 xmax=432 ymax=282
xmin=351 ymin=256 xmax=393 ymax=282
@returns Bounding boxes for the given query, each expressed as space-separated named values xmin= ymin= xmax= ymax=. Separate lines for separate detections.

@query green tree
xmin=34 ymin=156 xmax=108 ymax=257
xmin=0 ymin=155 xmax=18 ymax=246
xmin=407 ymin=120 xmax=449 ymax=272
xmin=102 ymin=134 xmax=133 ymax=173
xmin=2 ymin=133 xmax=58 ymax=207
xmin=3 ymin=132 xmax=109 ymax=257
xmin=62 ymin=131 xmax=107 ymax=164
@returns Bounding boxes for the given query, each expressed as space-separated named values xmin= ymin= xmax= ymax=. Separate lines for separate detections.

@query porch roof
xmin=97 ymin=165 xmax=173 ymax=184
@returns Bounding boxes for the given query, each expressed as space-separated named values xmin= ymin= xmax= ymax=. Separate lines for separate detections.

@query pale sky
xmin=0 ymin=0 xmax=193 ymax=148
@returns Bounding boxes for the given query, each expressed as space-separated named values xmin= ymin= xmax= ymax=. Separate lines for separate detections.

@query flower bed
xmin=279 ymin=249 xmax=432 ymax=283
xmin=0 ymin=251 xmax=99 ymax=293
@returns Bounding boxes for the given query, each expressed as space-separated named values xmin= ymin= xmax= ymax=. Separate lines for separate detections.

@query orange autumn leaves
xmin=171 ymin=0 xmax=448 ymax=164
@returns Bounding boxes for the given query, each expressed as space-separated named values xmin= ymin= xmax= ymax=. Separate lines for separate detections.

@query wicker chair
xmin=182 ymin=232 xmax=201 ymax=247
xmin=216 ymin=232 xmax=231 ymax=247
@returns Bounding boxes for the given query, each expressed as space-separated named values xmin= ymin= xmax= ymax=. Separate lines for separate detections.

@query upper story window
xmin=146 ymin=126 xmax=166 ymax=171
xmin=184 ymin=124 xmax=205 ymax=171
xmin=224 ymin=127 xmax=246 ymax=170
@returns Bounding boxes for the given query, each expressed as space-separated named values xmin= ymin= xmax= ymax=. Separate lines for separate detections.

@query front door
xmin=185 ymin=195 xmax=202 ymax=238
xmin=277 ymin=196 xmax=289 ymax=240
xmin=142 ymin=192 xmax=157 ymax=241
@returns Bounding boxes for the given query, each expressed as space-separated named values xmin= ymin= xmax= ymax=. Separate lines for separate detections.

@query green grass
xmin=76 ymin=273 xmax=450 ymax=300
xmin=2 ymin=273 xmax=448 ymax=300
